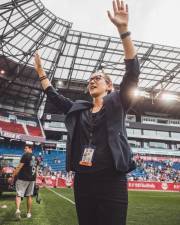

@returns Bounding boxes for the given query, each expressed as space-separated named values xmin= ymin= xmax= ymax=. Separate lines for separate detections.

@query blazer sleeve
xmin=44 ymin=86 xmax=73 ymax=114
xmin=119 ymin=55 xmax=140 ymax=111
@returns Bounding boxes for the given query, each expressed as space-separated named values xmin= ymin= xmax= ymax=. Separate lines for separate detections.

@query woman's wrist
xmin=39 ymin=75 xmax=47 ymax=81
xmin=117 ymin=25 xmax=128 ymax=34
xmin=120 ymin=31 xmax=131 ymax=40
xmin=37 ymin=67 xmax=46 ymax=77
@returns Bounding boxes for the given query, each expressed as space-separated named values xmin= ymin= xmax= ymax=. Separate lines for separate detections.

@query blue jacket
xmin=45 ymin=56 xmax=140 ymax=173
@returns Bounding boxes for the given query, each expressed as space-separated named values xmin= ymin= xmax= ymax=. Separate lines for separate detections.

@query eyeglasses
xmin=87 ymin=75 xmax=105 ymax=83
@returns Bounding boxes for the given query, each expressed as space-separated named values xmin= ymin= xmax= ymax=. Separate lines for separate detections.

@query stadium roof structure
xmin=1 ymin=0 xmax=180 ymax=115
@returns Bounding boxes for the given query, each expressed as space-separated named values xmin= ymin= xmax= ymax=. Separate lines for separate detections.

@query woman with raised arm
xmin=34 ymin=1 xmax=140 ymax=224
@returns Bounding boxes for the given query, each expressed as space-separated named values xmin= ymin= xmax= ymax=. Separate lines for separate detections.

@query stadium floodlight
xmin=57 ymin=80 xmax=63 ymax=86
xmin=133 ymin=88 xmax=140 ymax=97
xmin=56 ymin=80 xmax=64 ymax=88
xmin=133 ymin=88 xmax=150 ymax=98
xmin=161 ymin=93 xmax=178 ymax=101
xmin=0 ymin=69 xmax=5 ymax=75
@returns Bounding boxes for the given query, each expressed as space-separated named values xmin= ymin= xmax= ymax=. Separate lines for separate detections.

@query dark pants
xmin=74 ymin=170 xmax=128 ymax=225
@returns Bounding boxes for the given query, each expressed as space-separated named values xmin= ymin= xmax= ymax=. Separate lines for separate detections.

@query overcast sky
xmin=41 ymin=0 xmax=180 ymax=48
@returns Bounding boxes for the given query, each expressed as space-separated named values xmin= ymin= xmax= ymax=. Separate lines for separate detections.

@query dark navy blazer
xmin=45 ymin=56 xmax=140 ymax=173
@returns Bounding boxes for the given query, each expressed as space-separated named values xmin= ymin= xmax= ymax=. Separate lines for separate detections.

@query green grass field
xmin=0 ymin=188 xmax=180 ymax=225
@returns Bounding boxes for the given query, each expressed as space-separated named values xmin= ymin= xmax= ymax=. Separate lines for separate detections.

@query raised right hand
xmin=107 ymin=0 xmax=129 ymax=33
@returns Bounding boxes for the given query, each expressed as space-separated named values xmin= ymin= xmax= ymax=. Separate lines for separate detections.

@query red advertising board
xmin=128 ymin=181 xmax=180 ymax=192
xmin=36 ymin=176 xmax=73 ymax=188
xmin=37 ymin=176 xmax=180 ymax=192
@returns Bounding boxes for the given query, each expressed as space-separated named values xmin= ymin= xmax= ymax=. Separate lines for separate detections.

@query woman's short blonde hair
xmin=102 ymin=72 xmax=114 ymax=94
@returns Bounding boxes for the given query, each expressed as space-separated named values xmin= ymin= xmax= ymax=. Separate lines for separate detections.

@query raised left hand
xmin=34 ymin=51 xmax=43 ymax=74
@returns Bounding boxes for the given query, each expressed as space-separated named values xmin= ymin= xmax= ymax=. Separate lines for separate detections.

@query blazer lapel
xmin=67 ymin=100 xmax=93 ymax=114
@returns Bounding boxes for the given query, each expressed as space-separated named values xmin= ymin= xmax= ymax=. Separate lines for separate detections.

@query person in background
xmin=12 ymin=144 xmax=38 ymax=219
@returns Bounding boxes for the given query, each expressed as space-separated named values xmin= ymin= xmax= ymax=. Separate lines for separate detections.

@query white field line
xmin=47 ymin=188 xmax=75 ymax=205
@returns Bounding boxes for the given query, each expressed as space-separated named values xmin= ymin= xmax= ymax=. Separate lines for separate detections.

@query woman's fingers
xmin=116 ymin=0 xmax=121 ymax=11
xmin=116 ymin=0 xmax=125 ymax=11
xmin=107 ymin=10 xmax=113 ymax=22
xmin=35 ymin=51 xmax=42 ymax=67
xmin=120 ymin=1 xmax=124 ymax=11
xmin=126 ymin=4 xmax=128 ymax=13
xmin=113 ymin=0 xmax=118 ymax=14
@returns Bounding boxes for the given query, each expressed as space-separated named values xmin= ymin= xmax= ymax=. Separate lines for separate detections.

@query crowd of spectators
xmin=36 ymin=151 xmax=180 ymax=183
xmin=128 ymin=155 xmax=180 ymax=182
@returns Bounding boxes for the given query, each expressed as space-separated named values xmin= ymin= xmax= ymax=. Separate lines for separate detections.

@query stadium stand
xmin=0 ymin=110 xmax=45 ymax=142
xmin=26 ymin=125 xmax=43 ymax=137
xmin=0 ymin=120 xmax=25 ymax=134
